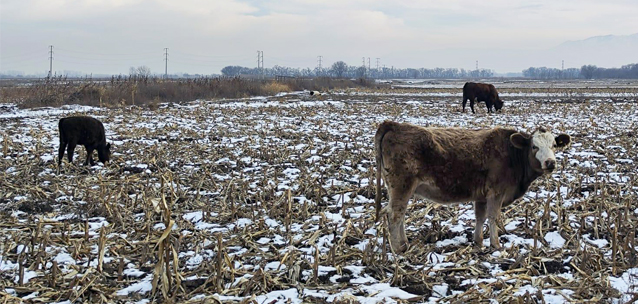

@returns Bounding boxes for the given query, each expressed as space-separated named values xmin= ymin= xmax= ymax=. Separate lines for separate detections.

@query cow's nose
xmin=545 ymin=159 xmax=556 ymax=170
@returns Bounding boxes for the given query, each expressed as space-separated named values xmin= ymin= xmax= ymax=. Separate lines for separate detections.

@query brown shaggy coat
xmin=374 ymin=120 xmax=571 ymax=252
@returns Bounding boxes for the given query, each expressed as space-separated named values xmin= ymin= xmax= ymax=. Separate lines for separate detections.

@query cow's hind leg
xmin=486 ymin=198 xmax=502 ymax=249
xmin=470 ymin=98 xmax=476 ymax=114
xmin=384 ymin=180 xmax=416 ymax=253
xmin=462 ymin=96 xmax=467 ymax=112
xmin=474 ymin=201 xmax=487 ymax=246
xmin=58 ymin=141 xmax=67 ymax=166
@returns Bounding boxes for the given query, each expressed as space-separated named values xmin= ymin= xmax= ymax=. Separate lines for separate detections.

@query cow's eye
xmin=532 ymin=145 xmax=538 ymax=150
xmin=553 ymin=144 xmax=557 ymax=148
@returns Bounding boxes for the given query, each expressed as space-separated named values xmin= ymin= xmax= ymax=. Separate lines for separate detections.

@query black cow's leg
xmin=85 ymin=147 xmax=95 ymax=166
xmin=470 ymin=98 xmax=476 ymax=114
xmin=474 ymin=201 xmax=487 ymax=246
xmin=462 ymin=97 xmax=467 ymax=112
xmin=67 ymin=143 xmax=76 ymax=164
xmin=58 ymin=141 xmax=67 ymax=165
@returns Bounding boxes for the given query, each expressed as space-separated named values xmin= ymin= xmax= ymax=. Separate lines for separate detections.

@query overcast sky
xmin=1 ymin=0 xmax=637 ymax=76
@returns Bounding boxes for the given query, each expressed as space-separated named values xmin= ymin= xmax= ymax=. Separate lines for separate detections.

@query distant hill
xmin=548 ymin=33 xmax=638 ymax=68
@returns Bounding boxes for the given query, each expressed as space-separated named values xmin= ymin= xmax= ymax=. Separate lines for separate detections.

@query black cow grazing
xmin=462 ymin=82 xmax=504 ymax=114
xmin=58 ymin=116 xmax=111 ymax=166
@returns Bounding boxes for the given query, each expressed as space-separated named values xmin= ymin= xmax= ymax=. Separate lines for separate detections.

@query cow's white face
xmin=532 ymin=131 xmax=559 ymax=171
xmin=510 ymin=128 xmax=572 ymax=174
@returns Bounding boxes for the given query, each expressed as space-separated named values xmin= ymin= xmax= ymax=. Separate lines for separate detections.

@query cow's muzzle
xmin=544 ymin=159 xmax=556 ymax=172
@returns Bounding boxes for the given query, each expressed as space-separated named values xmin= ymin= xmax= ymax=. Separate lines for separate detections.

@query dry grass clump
xmin=260 ymin=82 xmax=291 ymax=96
xmin=0 ymin=84 xmax=637 ymax=303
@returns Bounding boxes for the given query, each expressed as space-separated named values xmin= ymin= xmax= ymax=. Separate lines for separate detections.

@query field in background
xmin=0 ymin=76 xmax=378 ymax=109
xmin=0 ymin=81 xmax=637 ymax=303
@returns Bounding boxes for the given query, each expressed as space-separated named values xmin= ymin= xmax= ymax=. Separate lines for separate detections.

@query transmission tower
xmin=48 ymin=45 xmax=54 ymax=78
xmin=257 ymin=51 xmax=264 ymax=78
xmin=164 ymin=48 xmax=169 ymax=79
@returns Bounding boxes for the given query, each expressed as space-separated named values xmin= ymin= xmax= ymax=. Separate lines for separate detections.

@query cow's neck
xmin=509 ymin=143 xmax=543 ymax=199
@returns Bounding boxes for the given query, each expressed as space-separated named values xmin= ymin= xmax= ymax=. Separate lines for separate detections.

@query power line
xmin=170 ymin=50 xmax=249 ymax=59
xmin=54 ymin=48 xmax=157 ymax=56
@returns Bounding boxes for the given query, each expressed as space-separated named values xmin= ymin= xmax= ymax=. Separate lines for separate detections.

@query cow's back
xmin=379 ymin=122 xmax=515 ymax=202
xmin=59 ymin=116 xmax=106 ymax=146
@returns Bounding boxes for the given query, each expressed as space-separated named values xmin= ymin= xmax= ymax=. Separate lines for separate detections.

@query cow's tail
xmin=374 ymin=121 xmax=394 ymax=222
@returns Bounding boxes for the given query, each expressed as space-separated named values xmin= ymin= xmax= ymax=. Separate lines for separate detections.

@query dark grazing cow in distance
xmin=374 ymin=121 xmax=571 ymax=253
xmin=463 ymin=82 xmax=503 ymax=113
xmin=58 ymin=116 xmax=111 ymax=166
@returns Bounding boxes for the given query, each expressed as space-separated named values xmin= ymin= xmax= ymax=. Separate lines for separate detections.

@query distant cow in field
xmin=462 ymin=82 xmax=503 ymax=113
xmin=58 ymin=116 xmax=111 ymax=166
xmin=309 ymin=91 xmax=321 ymax=96
xmin=374 ymin=121 xmax=571 ymax=253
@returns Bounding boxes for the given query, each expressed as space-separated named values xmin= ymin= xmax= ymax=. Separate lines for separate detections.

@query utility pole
xmin=164 ymin=48 xmax=169 ymax=79
xmin=376 ymin=58 xmax=380 ymax=70
xmin=362 ymin=57 xmax=366 ymax=78
xmin=260 ymin=51 xmax=264 ymax=78
xmin=476 ymin=60 xmax=479 ymax=71
xmin=48 ymin=45 xmax=54 ymax=78
xmin=257 ymin=51 xmax=264 ymax=78
xmin=317 ymin=56 xmax=322 ymax=76
xmin=367 ymin=57 xmax=371 ymax=71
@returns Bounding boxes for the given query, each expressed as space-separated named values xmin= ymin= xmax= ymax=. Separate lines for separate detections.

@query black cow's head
xmin=494 ymin=98 xmax=504 ymax=112
xmin=98 ymin=143 xmax=111 ymax=164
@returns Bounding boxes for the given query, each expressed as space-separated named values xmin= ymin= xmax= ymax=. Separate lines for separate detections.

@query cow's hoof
xmin=390 ymin=241 xmax=409 ymax=254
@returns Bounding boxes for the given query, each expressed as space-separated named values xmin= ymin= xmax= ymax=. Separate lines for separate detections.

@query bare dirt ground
xmin=1 ymin=81 xmax=637 ymax=303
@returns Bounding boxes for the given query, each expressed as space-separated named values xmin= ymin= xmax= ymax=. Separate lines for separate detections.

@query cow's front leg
xmin=486 ymin=198 xmax=502 ymax=249
xmin=470 ymin=98 xmax=476 ymax=114
xmin=85 ymin=147 xmax=95 ymax=166
xmin=474 ymin=201 xmax=487 ymax=246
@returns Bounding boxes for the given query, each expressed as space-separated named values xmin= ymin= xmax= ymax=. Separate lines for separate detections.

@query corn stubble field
xmin=1 ymin=80 xmax=638 ymax=303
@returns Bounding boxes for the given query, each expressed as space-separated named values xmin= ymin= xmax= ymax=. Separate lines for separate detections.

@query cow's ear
xmin=555 ymin=134 xmax=571 ymax=148
xmin=510 ymin=133 xmax=529 ymax=149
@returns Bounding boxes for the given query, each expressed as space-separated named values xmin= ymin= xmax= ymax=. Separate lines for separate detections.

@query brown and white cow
xmin=374 ymin=121 xmax=571 ymax=253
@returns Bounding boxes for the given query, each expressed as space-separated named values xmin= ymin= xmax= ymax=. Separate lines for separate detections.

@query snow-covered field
xmin=1 ymin=85 xmax=637 ymax=303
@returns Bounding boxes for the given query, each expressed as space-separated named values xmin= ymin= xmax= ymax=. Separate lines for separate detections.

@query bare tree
xmin=331 ymin=61 xmax=348 ymax=78
xmin=129 ymin=66 xmax=152 ymax=77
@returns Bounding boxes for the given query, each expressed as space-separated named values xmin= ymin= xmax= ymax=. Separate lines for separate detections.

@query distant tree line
xmin=221 ymin=62 xmax=494 ymax=79
xmin=522 ymin=63 xmax=638 ymax=79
